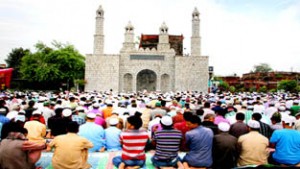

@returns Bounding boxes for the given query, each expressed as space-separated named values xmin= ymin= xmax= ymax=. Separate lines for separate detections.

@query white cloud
xmin=0 ymin=0 xmax=299 ymax=76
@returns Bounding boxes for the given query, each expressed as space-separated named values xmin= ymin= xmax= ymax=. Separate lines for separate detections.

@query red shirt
xmin=172 ymin=114 xmax=184 ymax=124
xmin=121 ymin=129 xmax=149 ymax=160
xmin=174 ymin=121 xmax=190 ymax=151
xmin=29 ymin=116 xmax=45 ymax=124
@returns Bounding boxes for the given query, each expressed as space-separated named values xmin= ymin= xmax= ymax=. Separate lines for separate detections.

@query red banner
xmin=0 ymin=68 xmax=13 ymax=89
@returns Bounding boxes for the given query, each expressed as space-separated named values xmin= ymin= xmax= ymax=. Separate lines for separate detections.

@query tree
xmin=218 ymin=81 xmax=229 ymax=92
xmin=278 ymin=80 xmax=298 ymax=92
xmin=258 ymin=86 xmax=267 ymax=93
xmin=253 ymin=63 xmax=272 ymax=73
xmin=229 ymin=86 xmax=236 ymax=93
xmin=20 ymin=41 xmax=85 ymax=90
xmin=5 ymin=48 xmax=30 ymax=79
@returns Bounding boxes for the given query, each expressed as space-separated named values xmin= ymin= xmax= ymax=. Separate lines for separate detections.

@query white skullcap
xmin=282 ymin=115 xmax=296 ymax=126
xmin=14 ymin=115 xmax=26 ymax=122
xmin=87 ymin=113 xmax=96 ymax=119
xmin=93 ymin=103 xmax=100 ymax=108
xmin=75 ymin=106 xmax=85 ymax=111
xmin=278 ymin=106 xmax=286 ymax=111
xmin=247 ymin=120 xmax=260 ymax=129
xmin=218 ymin=122 xmax=230 ymax=132
xmin=32 ymin=110 xmax=42 ymax=115
xmin=62 ymin=109 xmax=72 ymax=117
xmin=160 ymin=116 xmax=173 ymax=126
xmin=109 ymin=118 xmax=119 ymax=125
xmin=0 ymin=108 xmax=6 ymax=114
xmin=105 ymin=100 xmax=113 ymax=105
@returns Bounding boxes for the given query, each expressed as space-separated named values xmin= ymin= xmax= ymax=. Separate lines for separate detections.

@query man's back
xmin=153 ymin=129 xmax=182 ymax=160
xmin=185 ymin=126 xmax=213 ymax=167
xmin=120 ymin=129 xmax=149 ymax=160
xmin=24 ymin=120 xmax=46 ymax=143
xmin=102 ymin=106 xmax=113 ymax=119
xmin=270 ymin=129 xmax=300 ymax=165
xmin=50 ymin=133 xmax=93 ymax=169
xmin=0 ymin=139 xmax=32 ymax=169
xmin=237 ymin=131 xmax=269 ymax=166
xmin=213 ymin=132 xmax=237 ymax=169
xmin=78 ymin=122 xmax=105 ymax=152
xmin=104 ymin=126 xmax=122 ymax=151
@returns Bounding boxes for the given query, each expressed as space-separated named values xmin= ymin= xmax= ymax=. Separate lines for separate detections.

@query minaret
xmin=121 ymin=21 xmax=135 ymax=52
xmin=94 ymin=5 xmax=104 ymax=55
xmin=158 ymin=22 xmax=170 ymax=51
xmin=191 ymin=7 xmax=201 ymax=56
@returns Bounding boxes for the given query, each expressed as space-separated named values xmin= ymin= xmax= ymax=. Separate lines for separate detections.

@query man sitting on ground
xmin=48 ymin=121 xmax=93 ymax=169
xmin=151 ymin=116 xmax=183 ymax=169
xmin=112 ymin=113 xmax=149 ymax=169
xmin=182 ymin=114 xmax=213 ymax=169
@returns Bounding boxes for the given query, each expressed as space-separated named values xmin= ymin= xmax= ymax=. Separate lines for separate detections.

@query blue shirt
xmin=104 ymin=126 xmax=121 ymax=151
xmin=270 ymin=129 xmax=300 ymax=165
xmin=0 ymin=115 xmax=9 ymax=140
xmin=78 ymin=122 xmax=105 ymax=152
xmin=72 ymin=115 xmax=85 ymax=125
xmin=0 ymin=115 xmax=10 ymax=124
xmin=0 ymin=122 xmax=2 ymax=140
xmin=184 ymin=126 xmax=213 ymax=167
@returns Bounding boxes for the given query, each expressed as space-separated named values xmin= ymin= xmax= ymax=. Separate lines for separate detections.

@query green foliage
xmin=20 ymin=41 xmax=85 ymax=89
xmin=258 ymin=86 xmax=267 ymax=93
xmin=236 ymin=87 xmax=245 ymax=92
xmin=5 ymin=47 xmax=30 ymax=79
xmin=218 ymin=81 xmax=229 ymax=92
xmin=297 ymin=86 xmax=300 ymax=92
xmin=74 ymin=79 xmax=86 ymax=86
xmin=249 ymin=87 xmax=257 ymax=92
xmin=275 ymin=74 xmax=283 ymax=79
xmin=229 ymin=86 xmax=236 ymax=93
xmin=213 ymin=76 xmax=222 ymax=81
xmin=253 ymin=63 xmax=273 ymax=73
xmin=278 ymin=80 xmax=298 ymax=92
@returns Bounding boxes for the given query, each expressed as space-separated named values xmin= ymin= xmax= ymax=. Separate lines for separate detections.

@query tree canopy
xmin=252 ymin=63 xmax=273 ymax=73
xmin=5 ymin=47 xmax=30 ymax=79
xmin=20 ymin=41 xmax=85 ymax=89
xmin=278 ymin=80 xmax=298 ymax=92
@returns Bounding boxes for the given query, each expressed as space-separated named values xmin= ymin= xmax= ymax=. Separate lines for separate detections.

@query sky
xmin=0 ymin=0 xmax=300 ymax=76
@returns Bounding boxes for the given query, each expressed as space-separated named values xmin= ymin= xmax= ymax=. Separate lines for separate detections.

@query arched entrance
xmin=136 ymin=69 xmax=157 ymax=91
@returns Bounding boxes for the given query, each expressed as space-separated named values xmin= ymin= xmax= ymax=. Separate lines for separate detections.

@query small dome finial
xmin=125 ymin=21 xmax=134 ymax=32
xmin=159 ymin=22 xmax=168 ymax=34
xmin=192 ymin=7 xmax=200 ymax=20
xmin=96 ymin=5 xmax=104 ymax=17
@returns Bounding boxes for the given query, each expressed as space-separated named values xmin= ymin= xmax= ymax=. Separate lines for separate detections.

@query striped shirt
xmin=121 ymin=129 xmax=149 ymax=160
xmin=153 ymin=129 xmax=182 ymax=160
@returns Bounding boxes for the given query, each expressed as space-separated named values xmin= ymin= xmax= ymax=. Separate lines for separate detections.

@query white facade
xmin=85 ymin=5 xmax=209 ymax=93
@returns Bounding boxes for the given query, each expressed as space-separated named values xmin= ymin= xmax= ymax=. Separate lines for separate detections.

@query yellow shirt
xmin=141 ymin=108 xmax=151 ymax=130
xmin=49 ymin=133 xmax=93 ymax=169
xmin=24 ymin=120 xmax=46 ymax=143
xmin=237 ymin=131 xmax=269 ymax=166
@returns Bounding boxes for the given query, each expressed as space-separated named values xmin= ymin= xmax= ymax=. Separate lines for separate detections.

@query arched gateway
xmin=136 ymin=69 xmax=157 ymax=91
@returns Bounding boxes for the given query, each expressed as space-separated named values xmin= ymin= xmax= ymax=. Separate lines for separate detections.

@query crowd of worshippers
xmin=0 ymin=91 xmax=300 ymax=169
